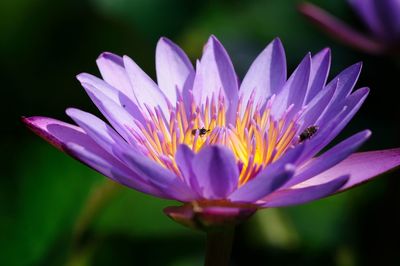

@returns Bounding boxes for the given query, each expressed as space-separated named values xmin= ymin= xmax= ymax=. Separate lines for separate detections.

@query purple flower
xmin=23 ymin=36 xmax=400 ymax=228
xmin=298 ymin=0 xmax=400 ymax=55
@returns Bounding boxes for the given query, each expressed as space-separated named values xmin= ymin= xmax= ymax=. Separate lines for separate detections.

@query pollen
xmin=130 ymin=91 xmax=301 ymax=187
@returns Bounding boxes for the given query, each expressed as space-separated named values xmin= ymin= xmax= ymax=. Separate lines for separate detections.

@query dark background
xmin=1 ymin=0 xmax=400 ymax=265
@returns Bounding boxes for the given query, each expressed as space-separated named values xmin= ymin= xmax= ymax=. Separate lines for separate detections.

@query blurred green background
xmin=1 ymin=0 xmax=400 ymax=265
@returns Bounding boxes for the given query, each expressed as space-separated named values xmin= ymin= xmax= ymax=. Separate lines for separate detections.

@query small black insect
xmin=191 ymin=127 xmax=210 ymax=137
xmin=299 ymin=125 xmax=319 ymax=142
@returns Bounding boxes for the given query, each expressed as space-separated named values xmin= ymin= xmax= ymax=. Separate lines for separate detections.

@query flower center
xmin=131 ymin=91 xmax=301 ymax=186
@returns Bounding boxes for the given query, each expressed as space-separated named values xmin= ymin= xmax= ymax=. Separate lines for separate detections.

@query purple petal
xmin=65 ymin=142 xmax=166 ymax=198
xmin=77 ymin=73 xmax=146 ymax=125
xmin=192 ymin=145 xmax=239 ymax=199
xmin=229 ymin=144 xmax=304 ymax=202
xmin=314 ymin=87 xmax=369 ymax=150
xmin=22 ymin=116 xmax=87 ymax=152
xmin=123 ymin=55 xmax=170 ymax=117
xmin=122 ymin=150 xmax=196 ymax=202
xmin=66 ymin=108 xmax=133 ymax=159
xmin=229 ymin=164 xmax=295 ymax=203
xmin=305 ymin=48 xmax=331 ymax=103
xmin=348 ymin=0 xmax=400 ymax=41
xmin=309 ymin=62 xmax=363 ymax=128
xmin=271 ymin=53 xmax=311 ymax=118
xmin=328 ymin=62 xmax=363 ymax=108
xmin=376 ymin=0 xmax=400 ymax=39
xmin=297 ymin=87 xmax=369 ymax=164
xmin=156 ymin=37 xmax=194 ymax=103
xmin=298 ymin=2 xmax=386 ymax=54
xmin=80 ymin=82 xmax=142 ymax=144
xmin=262 ymin=175 xmax=349 ymax=207
xmin=349 ymin=0 xmax=384 ymax=38
xmin=299 ymin=79 xmax=337 ymax=132
xmin=175 ymin=144 xmax=201 ymax=196
xmin=22 ymin=116 xmax=163 ymax=197
xmin=293 ymin=86 xmax=368 ymax=166
xmin=285 ymin=130 xmax=371 ymax=187
xmin=192 ymin=36 xmax=239 ymax=124
xmin=239 ymin=38 xmax=286 ymax=114
xmin=299 ymin=148 xmax=400 ymax=191
xmin=96 ymin=52 xmax=135 ymax=101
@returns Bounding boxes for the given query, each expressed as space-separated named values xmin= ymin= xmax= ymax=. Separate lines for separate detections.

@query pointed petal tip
xmin=350 ymin=61 xmax=363 ymax=71
xmin=349 ymin=129 xmax=372 ymax=140
xmin=22 ymin=116 xmax=42 ymax=129
xmin=21 ymin=115 xmax=30 ymax=123
xmin=363 ymin=128 xmax=372 ymax=137
xmin=207 ymin=35 xmax=224 ymax=47
xmin=22 ymin=116 xmax=51 ymax=127
xmin=22 ymin=116 xmax=44 ymax=135
xmin=96 ymin=52 xmax=124 ymax=67
xmin=263 ymin=174 xmax=350 ymax=208
xmin=295 ymin=52 xmax=312 ymax=71
xmin=122 ymin=55 xmax=135 ymax=65
xmin=158 ymin=36 xmax=168 ymax=42
xmin=205 ymin=35 xmax=217 ymax=47
xmin=157 ymin=36 xmax=173 ymax=46
xmin=360 ymin=86 xmax=370 ymax=94
xmin=270 ymin=36 xmax=283 ymax=44
xmin=317 ymin=47 xmax=331 ymax=56
xmin=323 ymin=175 xmax=351 ymax=189
xmin=21 ymin=116 xmax=85 ymax=151
xmin=122 ymin=54 xmax=129 ymax=61
xmin=75 ymin=72 xmax=92 ymax=83
xmin=333 ymin=174 xmax=350 ymax=188
xmin=298 ymin=52 xmax=312 ymax=66
xmin=209 ymin=34 xmax=218 ymax=41
xmin=75 ymin=72 xmax=85 ymax=81
xmin=349 ymin=86 xmax=370 ymax=99
xmin=97 ymin=51 xmax=116 ymax=60
xmin=305 ymin=52 xmax=312 ymax=61
xmin=65 ymin=107 xmax=81 ymax=118
xmin=271 ymin=37 xmax=285 ymax=50
xmin=356 ymin=129 xmax=372 ymax=142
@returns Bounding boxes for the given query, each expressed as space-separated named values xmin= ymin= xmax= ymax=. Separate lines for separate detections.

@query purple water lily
xmin=24 ymin=36 xmax=400 ymax=228
xmin=299 ymin=0 xmax=400 ymax=55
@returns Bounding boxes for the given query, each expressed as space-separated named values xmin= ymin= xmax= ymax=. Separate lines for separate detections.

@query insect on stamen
xmin=299 ymin=125 xmax=319 ymax=142
xmin=191 ymin=127 xmax=211 ymax=137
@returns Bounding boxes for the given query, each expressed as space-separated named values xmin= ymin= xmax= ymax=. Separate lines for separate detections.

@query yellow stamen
xmin=131 ymin=93 xmax=300 ymax=186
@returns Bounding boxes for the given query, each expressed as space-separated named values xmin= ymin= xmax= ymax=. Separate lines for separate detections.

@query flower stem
xmin=72 ymin=180 xmax=120 ymax=244
xmin=66 ymin=180 xmax=120 ymax=266
xmin=204 ymin=227 xmax=235 ymax=266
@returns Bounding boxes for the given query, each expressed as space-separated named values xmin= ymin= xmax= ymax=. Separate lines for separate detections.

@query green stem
xmin=204 ymin=227 xmax=235 ymax=266
xmin=72 ymin=180 xmax=120 ymax=244
xmin=66 ymin=180 xmax=120 ymax=266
